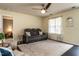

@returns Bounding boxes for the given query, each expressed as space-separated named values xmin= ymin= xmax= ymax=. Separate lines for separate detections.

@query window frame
xmin=48 ymin=17 xmax=62 ymax=34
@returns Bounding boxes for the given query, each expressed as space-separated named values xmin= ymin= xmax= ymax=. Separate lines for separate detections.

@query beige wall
xmin=42 ymin=8 xmax=79 ymax=45
xmin=0 ymin=9 xmax=42 ymax=40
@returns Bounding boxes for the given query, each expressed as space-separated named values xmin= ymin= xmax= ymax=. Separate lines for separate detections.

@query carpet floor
xmin=18 ymin=40 xmax=73 ymax=56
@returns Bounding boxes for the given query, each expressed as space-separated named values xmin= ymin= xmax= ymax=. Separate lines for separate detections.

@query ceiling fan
xmin=32 ymin=3 xmax=51 ymax=14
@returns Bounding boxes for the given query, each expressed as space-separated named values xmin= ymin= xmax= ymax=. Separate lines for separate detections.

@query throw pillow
xmin=26 ymin=32 xmax=31 ymax=36
xmin=39 ymin=31 xmax=43 ymax=35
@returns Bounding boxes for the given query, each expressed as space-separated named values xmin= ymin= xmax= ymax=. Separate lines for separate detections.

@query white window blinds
xmin=48 ymin=17 xmax=62 ymax=34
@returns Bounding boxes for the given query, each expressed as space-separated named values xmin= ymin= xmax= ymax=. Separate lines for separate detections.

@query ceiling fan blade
xmin=45 ymin=3 xmax=51 ymax=10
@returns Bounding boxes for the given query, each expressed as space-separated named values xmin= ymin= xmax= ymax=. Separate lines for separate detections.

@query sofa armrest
xmin=23 ymin=33 xmax=30 ymax=43
xmin=43 ymin=32 xmax=48 ymax=38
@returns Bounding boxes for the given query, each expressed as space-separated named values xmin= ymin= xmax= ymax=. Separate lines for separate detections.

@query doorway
xmin=3 ymin=16 xmax=13 ymax=39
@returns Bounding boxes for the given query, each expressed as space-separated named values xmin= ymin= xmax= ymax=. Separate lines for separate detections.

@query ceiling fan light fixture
xmin=41 ymin=9 xmax=46 ymax=14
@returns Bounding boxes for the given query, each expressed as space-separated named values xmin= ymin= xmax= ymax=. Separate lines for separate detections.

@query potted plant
xmin=0 ymin=33 xmax=5 ymax=46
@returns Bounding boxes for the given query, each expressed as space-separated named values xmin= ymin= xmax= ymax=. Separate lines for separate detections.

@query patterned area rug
xmin=18 ymin=40 xmax=73 ymax=56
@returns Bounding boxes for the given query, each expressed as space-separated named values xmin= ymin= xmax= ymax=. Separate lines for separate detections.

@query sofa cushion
xmin=30 ymin=29 xmax=39 ymax=36
xmin=27 ymin=35 xmax=42 ymax=43
xmin=36 ymin=29 xmax=41 ymax=35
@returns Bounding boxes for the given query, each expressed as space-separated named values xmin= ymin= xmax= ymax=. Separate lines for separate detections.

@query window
xmin=48 ymin=17 xmax=62 ymax=34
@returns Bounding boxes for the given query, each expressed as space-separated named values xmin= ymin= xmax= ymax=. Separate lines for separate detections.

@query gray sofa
xmin=22 ymin=28 xmax=48 ymax=44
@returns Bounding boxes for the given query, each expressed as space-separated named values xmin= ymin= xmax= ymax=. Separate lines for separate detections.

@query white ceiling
xmin=0 ymin=3 xmax=79 ymax=17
